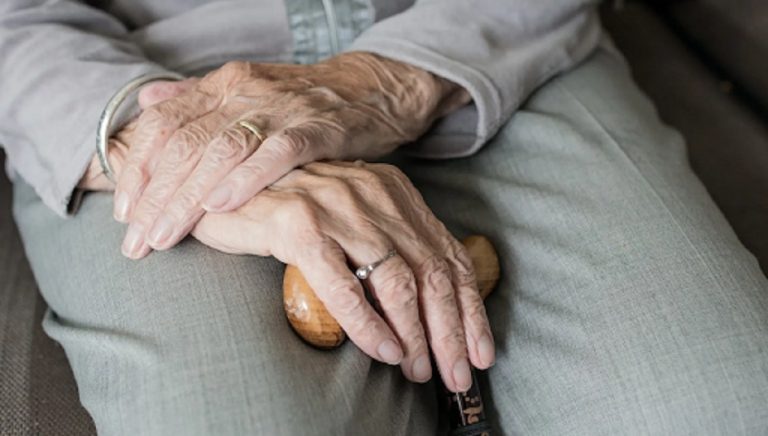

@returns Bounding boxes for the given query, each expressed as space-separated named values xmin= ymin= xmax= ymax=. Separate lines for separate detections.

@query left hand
xmin=112 ymin=52 xmax=470 ymax=259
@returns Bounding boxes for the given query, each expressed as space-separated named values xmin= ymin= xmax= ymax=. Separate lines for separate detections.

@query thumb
xmin=138 ymin=78 xmax=200 ymax=109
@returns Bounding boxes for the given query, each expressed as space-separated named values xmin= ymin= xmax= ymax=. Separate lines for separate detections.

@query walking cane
xmin=283 ymin=236 xmax=500 ymax=436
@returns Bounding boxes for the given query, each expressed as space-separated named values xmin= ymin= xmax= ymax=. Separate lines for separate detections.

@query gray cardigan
xmin=0 ymin=0 xmax=601 ymax=217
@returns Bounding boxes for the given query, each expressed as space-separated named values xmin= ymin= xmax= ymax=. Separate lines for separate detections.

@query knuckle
xmin=453 ymin=260 xmax=477 ymax=288
xmin=285 ymin=91 xmax=314 ymax=108
xmin=337 ymin=166 xmax=386 ymax=192
xmin=429 ymin=286 xmax=457 ymax=307
xmin=316 ymin=176 xmax=354 ymax=203
xmin=395 ymin=292 xmax=419 ymax=313
xmin=418 ymin=255 xmax=452 ymax=282
xmin=141 ymin=82 xmax=174 ymax=102
xmin=373 ymin=163 xmax=406 ymax=181
xmin=165 ymin=128 xmax=206 ymax=163
xmin=139 ymin=106 xmax=163 ymax=125
xmin=174 ymin=122 xmax=210 ymax=144
xmin=449 ymin=244 xmax=478 ymax=289
xmin=214 ymin=61 xmax=252 ymax=81
xmin=358 ymin=317 xmax=383 ymax=340
xmin=464 ymin=300 xmax=488 ymax=325
xmin=140 ymin=106 xmax=179 ymax=132
xmin=307 ymin=86 xmax=345 ymax=104
xmin=133 ymin=197 xmax=165 ymax=225
xmin=379 ymin=269 xmax=416 ymax=301
xmin=417 ymin=256 xmax=455 ymax=302
xmin=455 ymin=267 xmax=478 ymax=291
xmin=273 ymin=128 xmax=310 ymax=158
xmin=166 ymin=140 xmax=199 ymax=164
xmin=405 ymin=333 xmax=428 ymax=353
xmin=140 ymin=193 xmax=166 ymax=213
xmin=327 ymin=281 xmax=366 ymax=317
xmin=210 ymin=129 xmax=250 ymax=163
xmin=435 ymin=329 xmax=466 ymax=352
xmin=352 ymin=167 xmax=384 ymax=186
xmin=456 ymin=279 xmax=486 ymax=315
xmin=171 ymin=189 xmax=201 ymax=215
xmin=120 ymin=164 xmax=147 ymax=186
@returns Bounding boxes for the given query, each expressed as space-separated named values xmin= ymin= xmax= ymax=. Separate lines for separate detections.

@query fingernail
xmin=452 ymin=359 xmax=472 ymax=392
xmin=114 ymin=191 xmax=130 ymax=222
xmin=377 ymin=339 xmax=403 ymax=365
xmin=477 ymin=333 xmax=495 ymax=368
xmin=148 ymin=215 xmax=174 ymax=246
xmin=412 ymin=354 xmax=432 ymax=382
xmin=121 ymin=225 xmax=144 ymax=259
xmin=203 ymin=186 xmax=232 ymax=211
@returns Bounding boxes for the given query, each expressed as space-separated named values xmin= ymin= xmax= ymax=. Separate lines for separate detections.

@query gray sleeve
xmin=0 ymin=1 xmax=173 ymax=217
xmin=350 ymin=0 xmax=602 ymax=158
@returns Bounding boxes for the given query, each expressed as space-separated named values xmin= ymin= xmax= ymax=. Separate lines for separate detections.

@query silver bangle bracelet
xmin=96 ymin=72 xmax=186 ymax=183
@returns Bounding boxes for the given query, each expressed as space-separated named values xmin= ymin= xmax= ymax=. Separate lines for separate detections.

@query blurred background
xmin=604 ymin=0 xmax=768 ymax=274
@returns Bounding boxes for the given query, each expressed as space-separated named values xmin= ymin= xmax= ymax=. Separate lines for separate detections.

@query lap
xmin=12 ymin=182 xmax=436 ymax=435
xmin=13 ymin=48 xmax=768 ymax=435
xmin=396 ymin=48 xmax=768 ymax=434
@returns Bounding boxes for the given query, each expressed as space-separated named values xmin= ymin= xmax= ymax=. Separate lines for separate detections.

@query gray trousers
xmin=13 ymin=49 xmax=768 ymax=435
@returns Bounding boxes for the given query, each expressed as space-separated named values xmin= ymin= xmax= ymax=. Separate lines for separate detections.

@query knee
xmin=72 ymin=293 xmax=351 ymax=435
xmin=493 ymin=278 xmax=768 ymax=435
xmin=501 ymin=349 xmax=768 ymax=435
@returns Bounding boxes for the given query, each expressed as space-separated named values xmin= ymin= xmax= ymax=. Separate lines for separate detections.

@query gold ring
xmin=237 ymin=120 xmax=267 ymax=143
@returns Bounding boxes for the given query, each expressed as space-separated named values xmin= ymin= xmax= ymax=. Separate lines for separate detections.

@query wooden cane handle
xmin=283 ymin=235 xmax=500 ymax=349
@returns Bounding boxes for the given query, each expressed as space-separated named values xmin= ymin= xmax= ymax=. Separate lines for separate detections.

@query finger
xmin=121 ymin=111 xmax=229 ymax=259
xmin=297 ymin=238 xmax=403 ymax=366
xmin=147 ymin=118 xmax=264 ymax=250
xmin=307 ymin=162 xmax=473 ymax=390
xmin=79 ymin=139 xmax=130 ymax=191
xmin=190 ymin=192 xmax=279 ymax=256
xmin=202 ymin=122 xmax=340 ymax=212
xmin=413 ymin=252 xmax=472 ymax=393
xmin=138 ymin=78 xmax=200 ymax=109
xmin=396 ymin=174 xmax=495 ymax=370
xmin=114 ymin=83 xmax=221 ymax=222
xmin=378 ymin=165 xmax=476 ymax=389
xmin=339 ymin=235 xmax=431 ymax=383
xmin=445 ymin=238 xmax=495 ymax=369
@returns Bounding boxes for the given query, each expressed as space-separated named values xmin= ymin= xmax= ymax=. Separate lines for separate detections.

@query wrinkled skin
xmin=79 ymin=53 xmax=492 ymax=392
xmin=112 ymin=52 xmax=470 ymax=260
xmin=196 ymin=161 xmax=495 ymax=392
xmin=81 ymin=133 xmax=494 ymax=392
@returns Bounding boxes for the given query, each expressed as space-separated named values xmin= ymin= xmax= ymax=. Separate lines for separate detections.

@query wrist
xmin=323 ymin=52 xmax=471 ymax=141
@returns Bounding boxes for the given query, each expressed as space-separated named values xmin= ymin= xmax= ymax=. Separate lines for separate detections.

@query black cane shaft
xmin=443 ymin=368 xmax=493 ymax=436
xmin=283 ymin=235 xmax=501 ymax=434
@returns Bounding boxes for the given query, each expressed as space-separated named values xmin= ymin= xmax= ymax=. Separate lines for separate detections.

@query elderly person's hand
xmin=193 ymin=161 xmax=495 ymax=392
xmin=81 ymin=153 xmax=495 ymax=392
xmin=113 ymin=53 xmax=470 ymax=259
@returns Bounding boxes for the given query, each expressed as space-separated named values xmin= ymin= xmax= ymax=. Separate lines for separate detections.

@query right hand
xmin=192 ymin=161 xmax=495 ymax=392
